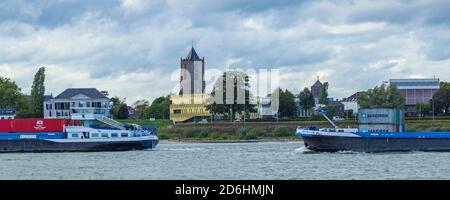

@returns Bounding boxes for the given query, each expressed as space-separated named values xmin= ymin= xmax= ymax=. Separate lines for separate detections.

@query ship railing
xmin=95 ymin=116 xmax=127 ymax=130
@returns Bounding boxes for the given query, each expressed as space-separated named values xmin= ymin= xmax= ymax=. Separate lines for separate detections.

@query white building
xmin=342 ymin=92 xmax=361 ymax=115
xmin=44 ymin=88 xmax=111 ymax=119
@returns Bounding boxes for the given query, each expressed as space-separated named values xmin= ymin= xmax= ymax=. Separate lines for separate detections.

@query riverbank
xmin=117 ymin=119 xmax=450 ymax=141
xmin=158 ymin=137 xmax=303 ymax=144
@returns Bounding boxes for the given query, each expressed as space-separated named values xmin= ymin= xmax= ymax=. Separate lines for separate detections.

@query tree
xmin=318 ymin=82 xmax=329 ymax=105
xmin=441 ymin=82 xmax=450 ymax=90
xmin=101 ymin=90 xmax=109 ymax=97
xmin=432 ymin=89 xmax=450 ymax=114
xmin=132 ymin=99 xmax=150 ymax=119
xmin=358 ymin=84 xmax=405 ymax=109
xmin=206 ymin=71 xmax=255 ymax=120
xmin=0 ymin=76 xmax=33 ymax=118
xmin=110 ymin=96 xmax=126 ymax=119
xmin=278 ymin=88 xmax=297 ymax=118
xmin=144 ymin=96 xmax=171 ymax=119
xmin=117 ymin=104 xmax=129 ymax=119
xmin=299 ymin=87 xmax=315 ymax=114
xmin=416 ymin=103 xmax=432 ymax=116
xmin=30 ymin=67 xmax=46 ymax=117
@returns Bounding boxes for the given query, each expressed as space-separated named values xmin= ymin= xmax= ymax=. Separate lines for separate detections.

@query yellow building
xmin=170 ymin=93 xmax=212 ymax=123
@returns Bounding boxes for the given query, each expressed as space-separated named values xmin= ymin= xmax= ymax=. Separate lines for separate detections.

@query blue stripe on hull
xmin=302 ymin=135 xmax=450 ymax=152
xmin=0 ymin=132 xmax=65 ymax=140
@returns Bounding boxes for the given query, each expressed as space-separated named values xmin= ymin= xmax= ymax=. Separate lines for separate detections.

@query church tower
xmin=179 ymin=46 xmax=205 ymax=95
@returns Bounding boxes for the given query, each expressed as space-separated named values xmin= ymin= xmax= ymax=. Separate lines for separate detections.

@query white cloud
xmin=1 ymin=0 xmax=450 ymax=104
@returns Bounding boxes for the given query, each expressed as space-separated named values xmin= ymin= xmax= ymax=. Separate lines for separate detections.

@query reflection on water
xmin=1 ymin=141 xmax=450 ymax=180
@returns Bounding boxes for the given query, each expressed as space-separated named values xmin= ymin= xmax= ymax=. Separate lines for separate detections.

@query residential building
xmin=342 ymin=92 xmax=362 ymax=115
xmin=127 ymin=106 xmax=141 ymax=120
xmin=0 ymin=109 xmax=15 ymax=119
xmin=44 ymin=88 xmax=111 ymax=119
xmin=328 ymin=100 xmax=345 ymax=116
xmin=170 ymin=47 xmax=212 ymax=123
xmin=389 ymin=78 xmax=440 ymax=116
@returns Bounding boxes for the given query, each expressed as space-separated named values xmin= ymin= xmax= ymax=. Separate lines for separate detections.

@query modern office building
xmin=170 ymin=46 xmax=211 ymax=123
xmin=44 ymin=88 xmax=111 ymax=119
xmin=389 ymin=78 xmax=440 ymax=116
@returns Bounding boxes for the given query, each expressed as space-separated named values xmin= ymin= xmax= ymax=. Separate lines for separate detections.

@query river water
xmin=1 ymin=141 xmax=450 ymax=180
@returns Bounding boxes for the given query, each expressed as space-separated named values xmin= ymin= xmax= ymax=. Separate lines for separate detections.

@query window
xmin=91 ymin=133 xmax=99 ymax=138
xmin=101 ymin=133 xmax=108 ymax=138
xmin=111 ymin=133 xmax=118 ymax=137
xmin=72 ymin=133 xmax=79 ymax=138
xmin=121 ymin=133 xmax=128 ymax=137
xmin=174 ymin=109 xmax=182 ymax=114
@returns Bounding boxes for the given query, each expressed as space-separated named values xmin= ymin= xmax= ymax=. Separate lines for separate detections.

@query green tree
xmin=0 ymin=76 xmax=32 ymax=118
xmin=144 ymin=96 xmax=171 ymax=119
xmin=206 ymin=71 xmax=255 ymax=120
xmin=299 ymin=87 xmax=315 ymax=114
xmin=30 ymin=67 xmax=45 ymax=117
xmin=101 ymin=90 xmax=109 ymax=97
xmin=318 ymin=82 xmax=329 ymax=105
xmin=432 ymin=89 xmax=450 ymax=114
xmin=132 ymin=99 xmax=150 ymax=119
xmin=358 ymin=84 xmax=405 ymax=109
xmin=110 ymin=96 xmax=126 ymax=119
xmin=278 ymin=88 xmax=297 ymax=118
xmin=117 ymin=104 xmax=129 ymax=119
xmin=416 ymin=103 xmax=432 ymax=116
xmin=441 ymin=82 xmax=450 ymax=90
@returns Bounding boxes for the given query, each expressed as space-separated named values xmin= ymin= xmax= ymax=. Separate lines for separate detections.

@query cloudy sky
xmin=1 ymin=0 xmax=449 ymax=104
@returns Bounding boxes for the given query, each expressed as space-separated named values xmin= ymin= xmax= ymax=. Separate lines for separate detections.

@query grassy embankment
xmin=116 ymin=119 xmax=450 ymax=141
xmin=110 ymin=120 xmax=450 ymax=141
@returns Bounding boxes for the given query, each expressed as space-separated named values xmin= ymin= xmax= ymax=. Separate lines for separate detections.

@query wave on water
xmin=158 ymin=147 xmax=206 ymax=151
xmin=294 ymin=146 xmax=316 ymax=154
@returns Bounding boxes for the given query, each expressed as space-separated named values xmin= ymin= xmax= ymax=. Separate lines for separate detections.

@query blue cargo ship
xmin=296 ymin=127 xmax=450 ymax=152
xmin=295 ymin=108 xmax=450 ymax=152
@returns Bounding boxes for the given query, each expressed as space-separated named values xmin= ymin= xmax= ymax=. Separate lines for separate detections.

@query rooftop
xmin=389 ymin=78 xmax=440 ymax=89
xmin=312 ymin=80 xmax=322 ymax=87
xmin=54 ymin=88 xmax=108 ymax=99
xmin=184 ymin=47 xmax=201 ymax=61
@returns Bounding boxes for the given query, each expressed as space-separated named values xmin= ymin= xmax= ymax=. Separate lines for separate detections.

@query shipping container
xmin=0 ymin=119 xmax=80 ymax=133
xmin=358 ymin=108 xmax=405 ymax=125
xmin=359 ymin=124 xmax=403 ymax=133
xmin=0 ymin=119 xmax=14 ymax=132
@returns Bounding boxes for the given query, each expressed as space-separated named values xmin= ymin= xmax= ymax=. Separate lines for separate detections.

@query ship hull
xmin=0 ymin=138 xmax=158 ymax=153
xmin=302 ymin=136 xmax=450 ymax=153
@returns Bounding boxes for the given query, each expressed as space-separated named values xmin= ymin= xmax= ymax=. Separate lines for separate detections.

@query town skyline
xmin=1 ymin=0 xmax=450 ymax=104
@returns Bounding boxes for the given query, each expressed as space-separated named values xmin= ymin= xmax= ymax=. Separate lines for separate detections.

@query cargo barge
xmin=0 ymin=118 xmax=158 ymax=153
xmin=295 ymin=108 xmax=450 ymax=153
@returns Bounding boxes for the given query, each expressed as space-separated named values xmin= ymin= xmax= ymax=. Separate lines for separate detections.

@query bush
xmin=158 ymin=133 xmax=170 ymax=140
xmin=182 ymin=128 xmax=198 ymax=138
xmin=428 ymin=126 xmax=450 ymax=132
xmin=251 ymin=128 xmax=269 ymax=137
xmin=237 ymin=127 xmax=249 ymax=140
xmin=244 ymin=132 xmax=257 ymax=140
xmin=405 ymin=126 xmax=417 ymax=132
xmin=273 ymin=126 xmax=290 ymax=137
xmin=199 ymin=128 xmax=210 ymax=138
